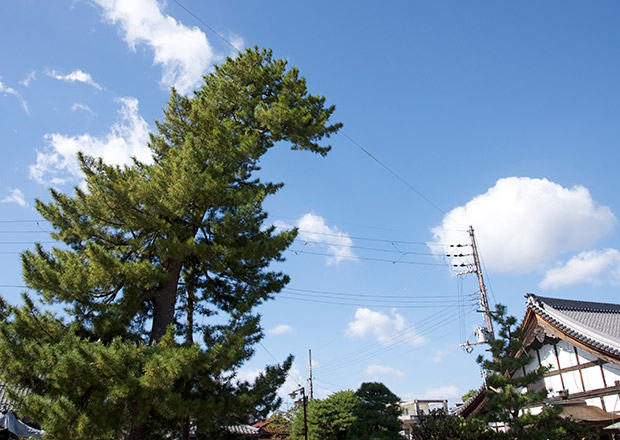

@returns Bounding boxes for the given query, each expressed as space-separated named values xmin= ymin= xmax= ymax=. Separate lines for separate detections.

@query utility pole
xmin=308 ymin=349 xmax=313 ymax=400
xmin=453 ymin=226 xmax=495 ymax=351
xmin=468 ymin=225 xmax=495 ymax=341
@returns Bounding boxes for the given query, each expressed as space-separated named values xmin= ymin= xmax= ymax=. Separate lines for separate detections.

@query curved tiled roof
xmin=224 ymin=424 xmax=261 ymax=435
xmin=526 ymin=294 xmax=620 ymax=357
xmin=450 ymin=384 xmax=485 ymax=416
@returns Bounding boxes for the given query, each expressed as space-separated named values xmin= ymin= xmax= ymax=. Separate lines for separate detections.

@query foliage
xmin=0 ymin=47 xmax=341 ymax=440
xmin=346 ymin=382 xmax=402 ymax=440
xmin=291 ymin=390 xmax=360 ymax=440
xmin=461 ymin=389 xmax=478 ymax=403
xmin=476 ymin=305 xmax=594 ymax=440
xmin=410 ymin=409 xmax=488 ymax=440
xmin=264 ymin=407 xmax=297 ymax=439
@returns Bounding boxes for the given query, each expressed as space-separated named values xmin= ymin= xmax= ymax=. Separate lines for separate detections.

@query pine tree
xmin=0 ymin=47 xmax=341 ymax=440
xmin=476 ymin=305 xmax=594 ymax=440
xmin=346 ymin=382 xmax=402 ymax=440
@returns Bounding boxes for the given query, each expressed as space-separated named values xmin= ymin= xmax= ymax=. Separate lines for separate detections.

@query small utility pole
xmin=308 ymin=349 xmax=313 ymax=400
xmin=289 ymin=387 xmax=308 ymax=440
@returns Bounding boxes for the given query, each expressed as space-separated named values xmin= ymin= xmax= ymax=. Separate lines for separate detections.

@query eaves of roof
xmin=526 ymin=294 xmax=620 ymax=358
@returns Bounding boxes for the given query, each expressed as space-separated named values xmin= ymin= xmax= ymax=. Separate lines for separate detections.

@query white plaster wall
xmin=539 ymin=344 xmax=559 ymax=371
xmin=561 ymin=370 xmax=584 ymax=394
xmin=556 ymin=340 xmax=578 ymax=368
xmin=603 ymin=363 xmax=620 ymax=386
xmin=544 ymin=374 xmax=564 ymax=395
xmin=581 ymin=365 xmax=606 ymax=391
xmin=576 ymin=348 xmax=598 ymax=364
xmin=524 ymin=350 xmax=539 ymax=375
xmin=603 ymin=394 xmax=620 ymax=414
xmin=585 ymin=397 xmax=604 ymax=410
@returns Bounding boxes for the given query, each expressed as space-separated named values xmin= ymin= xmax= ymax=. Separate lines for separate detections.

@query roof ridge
xmin=529 ymin=294 xmax=620 ymax=313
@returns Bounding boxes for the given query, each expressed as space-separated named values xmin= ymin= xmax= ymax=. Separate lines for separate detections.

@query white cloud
xmin=0 ymin=80 xmax=29 ymax=114
xmin=432 ymin=347 xmax=452 ymax=364
xmin=540 ymin=248 xmax=620 ymax=289
xmin=421 ymin=385 xmax=460 ymax=400
xmin=93 ymin=0 xmax=216 ymax=94
xmin=276 ymin=213 xmax=357 ymax=264
xmin=71 ymin=103 xmax=95 ymax=114
xmin=429 ymin=177 xmax=616 ymax=274
xmin=266 ymin=324 xmax=294 ymax=336
xmin=1 ymin=189 xmax=28 ymax=208
xmin=29 ymin=97 xmax=152 ymax=185
xmin=346 ymin=308 xmax=426 ymax=346
xmin=46 ymin=69 xmax=102 ymax=90
xmin=235 ymin=368 xmax=262 ymax=384
xmin=20 ymin=71 xmax=36 ymax=87
xmin=366 ymin=363 xmax=405 ymax=379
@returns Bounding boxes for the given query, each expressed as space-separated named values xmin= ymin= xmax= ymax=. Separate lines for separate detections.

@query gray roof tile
xmin=527 ymin=294 xmax=620 ymax=357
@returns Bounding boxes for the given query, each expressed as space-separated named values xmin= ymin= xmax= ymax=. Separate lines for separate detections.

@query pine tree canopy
xmin=0 ymin=47 xmax=341 ymax=440
xmin=347 ymin=382 xmax=402 ymax=440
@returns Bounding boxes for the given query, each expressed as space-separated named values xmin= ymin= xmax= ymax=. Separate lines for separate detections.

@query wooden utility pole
xmin=308 ymin=349 xmax=313 ymax=400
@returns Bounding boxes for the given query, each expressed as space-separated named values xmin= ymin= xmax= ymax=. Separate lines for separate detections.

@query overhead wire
xmin=285 ymin=248 xmax=447 ymax=266
xmin=317 ymin=325 xmax=465 ymax=385
xmin=292 ymin=239 xmax=437 ymax=256
xmin=258 ymin=341 xmax=305 ymax=388
xmin=274 ymin=226 xmax=453 ymax=247
xmin=284 ymin=286 xmax=471 ymax=300
xmin=316 ymin=303 xmax=471 ymax=367
xmin=169 ymin=0 xmax=466 ymax=235
xmin=171 ymin=0 xmax=240 ymax=52
xmin=277 ymin=294 xmax=476 ymax=309
xmin=315 ymin=304 xmax=477 ymax=375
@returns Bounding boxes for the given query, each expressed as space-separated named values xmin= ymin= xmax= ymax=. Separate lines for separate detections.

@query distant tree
xmin=347 ymin=382 xmax=402 ymax=440
xmin=291 ymin=390 xmax=360 ymax=440
xmin=476 ymin=305 xmax=595 ymax=440
xmin=461 ymin=389 xmax=478 ymax=403
xmin=410 ymin=409 xmax=488 ymax=440
xmin=264 ymin=407 xmax=297 ymax=439
xmin=0 ymin=47 xmax=341 ymax=440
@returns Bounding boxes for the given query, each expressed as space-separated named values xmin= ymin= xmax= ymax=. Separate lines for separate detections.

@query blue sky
xmin=2 ymin=0 xmax=620 ymax=407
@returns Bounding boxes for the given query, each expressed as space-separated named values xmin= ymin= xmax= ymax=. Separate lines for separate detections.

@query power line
xmin=285 ymin=248 xmax=447 ymax=266
xmin=0 ymin=242 xmax=55 ymax=245
xmin=278 ymin=294 xmax=476 ymax=309
xmin=258 ymin=341 xmax=305 ymax=388
xmin=168 ymin=0 xmax=460 ymax=229
xmin=275 ymin=226 xmax=451 ymax=247
xmin=340 ymin=131 xmax=451 ymax=218
xmin=315 ymin=305 xmax=476 ymax=374
xmin=285 ymin=287 xmax=472 ymax=300
xmin=294 ymin=239 xmax=436 ymax=256
xmin=317 ymin=305 xmax=459 ymax=366
xmin=0 ymin=231 xmax=52 ymax=233
xmin=0 ymin=220 xmax=50 ymax=223
xmin=171 ymin=0 xmax=240 ymax=52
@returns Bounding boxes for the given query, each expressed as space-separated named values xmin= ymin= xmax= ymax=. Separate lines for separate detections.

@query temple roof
xmin=526 ymin=294 xmax=620 ymax=357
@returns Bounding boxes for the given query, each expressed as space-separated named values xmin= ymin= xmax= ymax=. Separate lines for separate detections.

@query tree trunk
xmin=185 ymin=288 xmax=194 ymax=344
xmin=150 ymin=258 xmax=183 ymax=344
xmin=126 ymin=402 xmax=146 ymax=440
